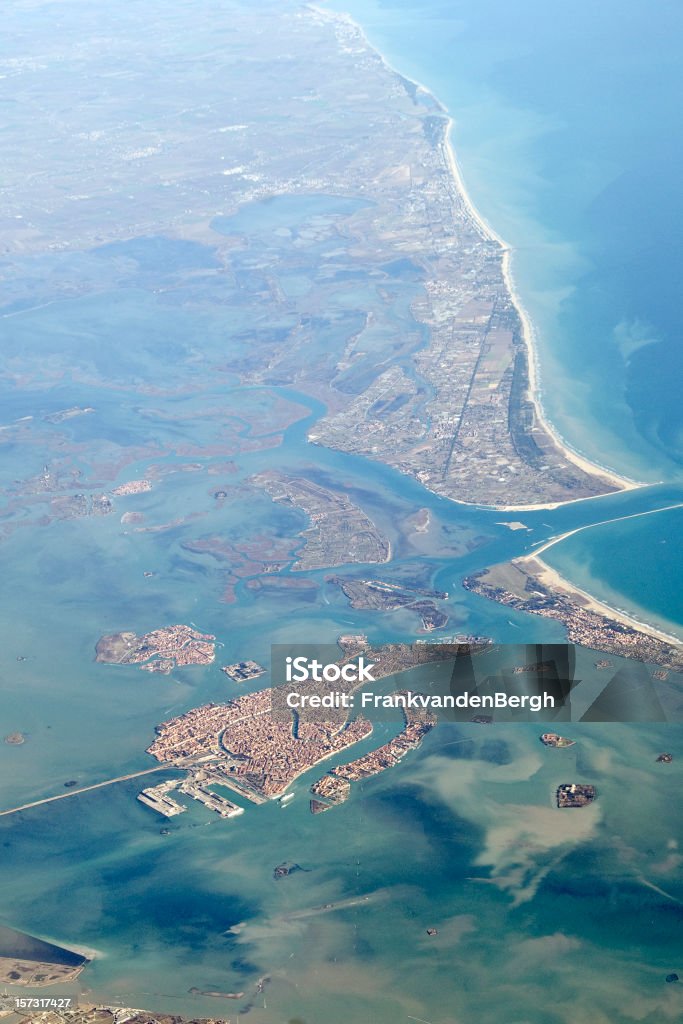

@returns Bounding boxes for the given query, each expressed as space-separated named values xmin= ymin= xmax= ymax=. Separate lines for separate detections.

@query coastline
xmin=441 ymin=113 xmax=642 ymax=495
xmin=518 ymin=500 xmax=683 ymax=646
xmin=307 ymin=2 xmax=683 ymax=647
xmin=516 ymin=553 xmax=683 ymax=647
xmin=530 ymin=500 xmax=683 ymax=559
xmin=312 ymin=2 xmax=644 ymax=498
xmin=0 ymin=922 xmax=100 ymax=965
xmin=315 ymin=1 xmax=683 ymax=650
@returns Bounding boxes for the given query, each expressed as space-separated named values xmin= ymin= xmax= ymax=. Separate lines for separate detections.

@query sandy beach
xmin=515 ymin=500 xmax=683 ymax=647
xmin=517 ymin=553 xmax=683 ymax=647
xmin=310 ymin=2 xmax=674 ymax=643
xmin=311 ymin=2 xmax=643 ymax=505
xmin=440 ymin=118 xmax=641 ymax=494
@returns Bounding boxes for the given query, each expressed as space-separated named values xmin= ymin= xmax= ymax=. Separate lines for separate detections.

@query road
xmin=0 ymin=764 xmax=177 ymax=819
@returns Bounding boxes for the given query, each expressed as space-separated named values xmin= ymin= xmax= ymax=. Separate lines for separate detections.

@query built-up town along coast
xmin=128 ymin=634 xmax=602 ymax=821
xmin=89 ymin=615 xmax=676 ymax=825
xmin=136 ymin=637 xmax=490 ymax=818
xmin=464 ymin=560 xmax=683 ymax=673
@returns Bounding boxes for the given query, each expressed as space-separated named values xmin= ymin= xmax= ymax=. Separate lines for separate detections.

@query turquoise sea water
xmin=0 ymin=202 xmax=682 ymax=1024
xmin=331 ymin=0 xmax=683 ymax=484
xmin=329 ymin=0 xmax=683 ymax=647
xmin=543 ymin=506 xmax=683 ymax=636
xmin=1 ymin=5 xmax=683 ymax=1023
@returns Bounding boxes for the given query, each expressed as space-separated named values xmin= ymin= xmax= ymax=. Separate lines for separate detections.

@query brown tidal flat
xmin=0 ymin=956 xmax=85 ymax=988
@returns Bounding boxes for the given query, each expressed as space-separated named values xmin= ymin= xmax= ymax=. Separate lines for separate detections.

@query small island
xmin=273 ymin=861 xmax=306 ymax=879
xmin=111 ymin=479 xmax=153 ymax=496
xmin=188 ymin=986 xmax=244 ymax=1000
xmin=540 ymin=732 xmax=575 ymax=748
xmin=50 ymin=493 xmax=113 ymax=519
xmin=96 ymin=624 xmax=215 ymax=671
xmin=556 ymin=784 xmax=596 ymax=808
xmin=43 ymin=405 xmax=95 ymax=424
xmin=121 ymin=510 xmax=145 ymax=525
xmin=4 ymin=732 xmax=26 ymax=745
xmin=222 ymin=660 xmax=265 ymax=682
xmin=310 ymin=774 xmax=351 ymax=812
xmin=328 ymin=575 xmax=449 ymax=631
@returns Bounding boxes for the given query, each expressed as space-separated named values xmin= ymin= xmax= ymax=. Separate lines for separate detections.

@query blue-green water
xmin=1 ymin=5 xmax=683 ymax=1023
xmin=328 ymin=0 xmax=683 ymax=686
xmin=543 ymin=506 xmax=683 ymax=637
xmin=1 ymin=221 xmax=682 ymax=1023
xmin=331 ymin=0 xmax=683 ymax=485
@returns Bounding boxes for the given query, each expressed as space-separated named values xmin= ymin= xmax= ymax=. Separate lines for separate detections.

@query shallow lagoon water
xmin=3 ymin=718 xmax=683 ymax=1023
xmin=0 ymin=137 xmax=682 ymax=1024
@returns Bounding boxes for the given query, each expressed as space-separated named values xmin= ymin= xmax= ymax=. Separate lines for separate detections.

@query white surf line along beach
xmin=310 ymin=4 xmax=678 ymax=638
xmin=519 ymin=501 xmax=683 ymax=645
xmin=439 ymin=123 xmax=639 ymax=492
xmin=311 ymin=3 xmax=643 ymax=501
